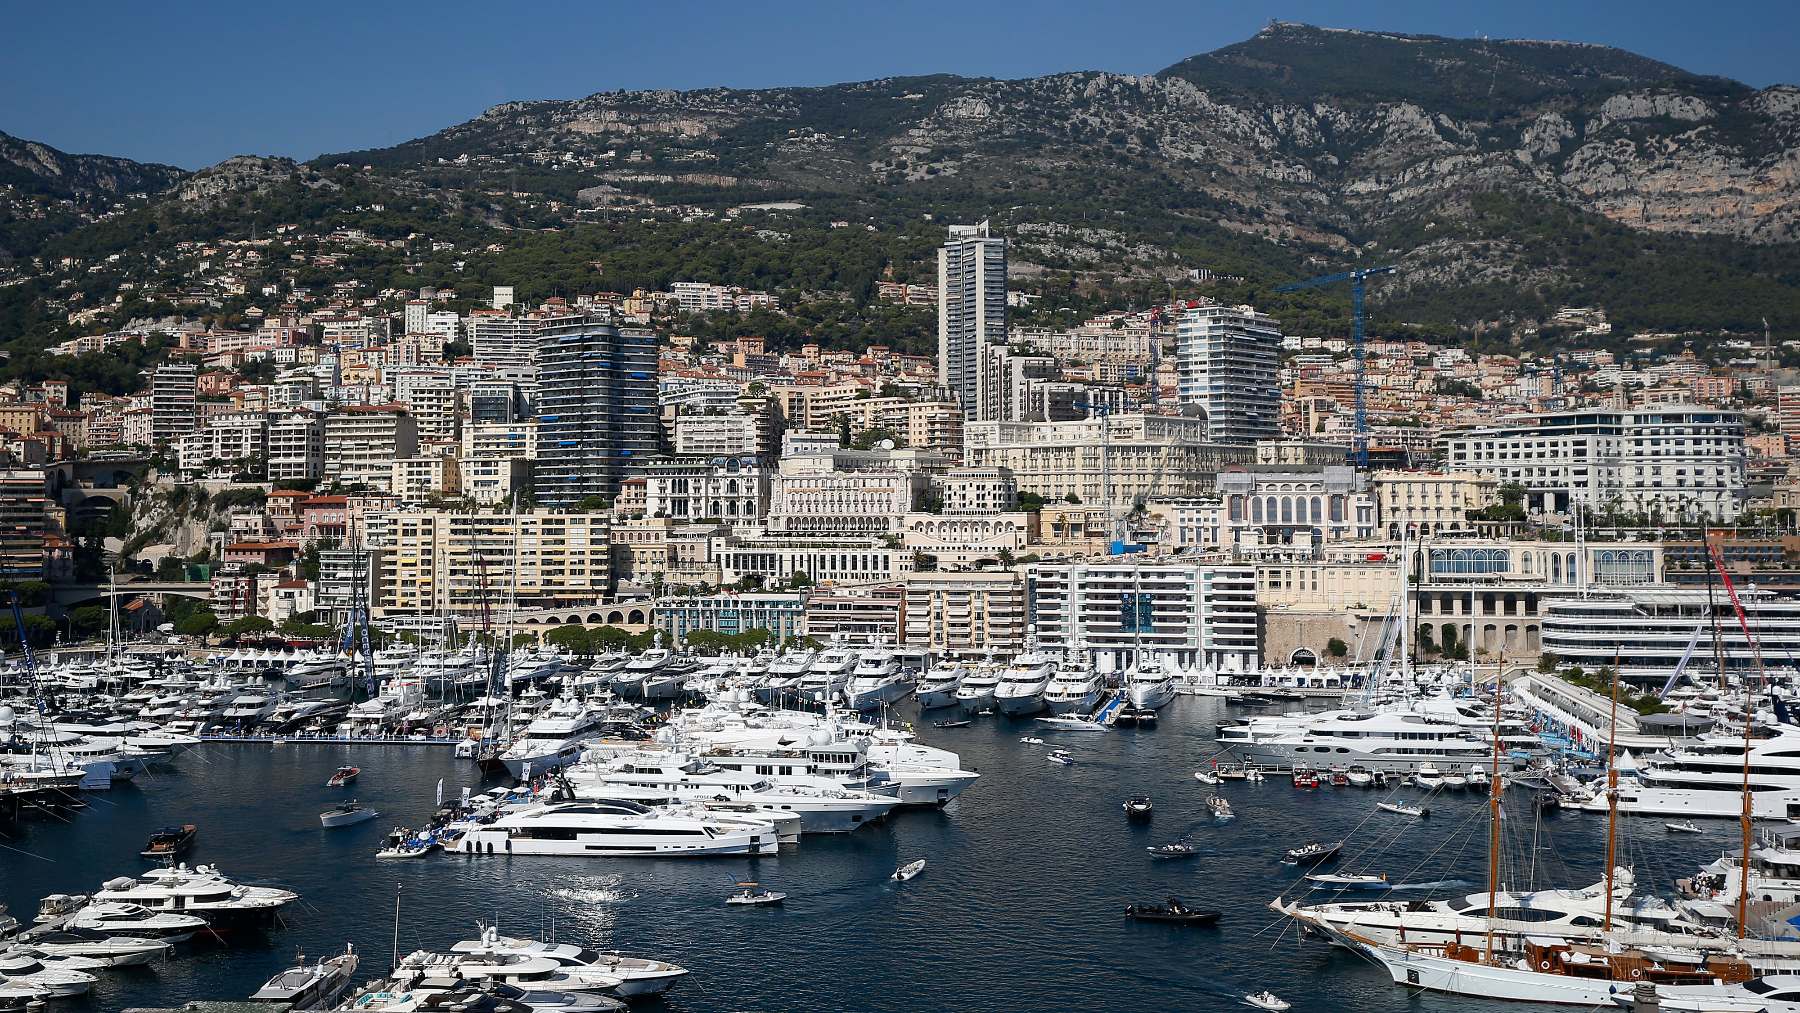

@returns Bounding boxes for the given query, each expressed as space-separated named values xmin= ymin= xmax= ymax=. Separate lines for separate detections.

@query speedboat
xmin=250 ymin=945 xmax=359 ymax=1009
xmin=320 ymin=800 xmax=378 ymax=828
xmin=1208 ymin=796 xmax=1235 ymax=821
xmin=1194 ymin=770 xmax=1220 ymax=785
xmin=1378 ymin=801 xmax=1429 ymax=818
xmin=892 ymin=859 xmax=926 ymax=882
xmin=1412 ymin=763 xmax=1444 ymax=790
xmin=1667 ymin=820 xmax=1702 ymax=834
xmin=1124 ymin=796 xmax=1153 ymax=820
xmin=1306 ymin=873 xmax=1389 ymax=891
xmin=726 ymin=884 xmax=785 ymax=907
xmin=141 ymin=824 xmax=197 ymax=860
xmin=326 ymin=766 xmax=359 ymax=787
xmin=1124 ymin=898 xmax=1220 ymax=925
xmin=1046 ymin=749 xmax=1074 ymax=766
xmin=1282 ymin=841 xmax=1343 ymax=865
xmin=1245 ymin=991 xmax=1291 ymax=1011
xmin=1148 ymin=842 xmax=1198 ymax=859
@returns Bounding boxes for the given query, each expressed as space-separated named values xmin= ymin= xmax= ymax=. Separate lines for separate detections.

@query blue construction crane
xmin=1275 ymin=265 xmax=1396 ymax=468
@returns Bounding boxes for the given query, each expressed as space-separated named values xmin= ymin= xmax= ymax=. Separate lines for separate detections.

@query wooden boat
xmin=140 ymin=824 xmax=197 ymax=860
xmin=892 ymin=859 xmax=926 ymax=882
xmin=1124 ymin=897 xmax=1221 ymax=925
xmin=1147 ymin=842 xmax=1197 ymax=859
xmin=1281 ymin=840 xmax=1342 ymax=865
xmin=325 ymin=766 xmax=359 ymax=787
xmin=1123 ymin=796 xmax=1153 ymax=820
xmin=726 ymin=882 xmax=786 ymax=906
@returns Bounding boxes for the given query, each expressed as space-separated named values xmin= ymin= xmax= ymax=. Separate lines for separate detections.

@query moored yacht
xmin=797 ymin=648 xmax=857 ymax=705
xmin=1228 ymin=711 xmax=1490 ymax=773
xmin=450 ymin=926 xmax=688 ymax=997
xmin=89 ymin=864 xmax=298 ymax=929
xmin=1126 ymin=659 xmax=1179 ymax=710
xmin=1043 ymin=659 xmax=1103 ymax=716
xmin=914 ymin=662 xmax=965 ymax=710
xmin=566 ymin=751 xmax=901 ymax=833
xmin=843 ymin=649 xmax=910 ymax=713
xmin=994 ymin=652 xmax=1054 ymax=716
xmin=445 ymin=799 xmax=778 ymax=857
xmin=954 ymin=662 xmax=1002 ymax=712
xmin=496 ymin=697 xmax=608 ymax=778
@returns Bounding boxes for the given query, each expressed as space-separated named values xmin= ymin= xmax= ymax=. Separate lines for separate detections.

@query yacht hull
xmin=916 ymin=685 xmax=961 ymax=710
xmin=1128 ymin=681 xmax=1178 ymax=710
xmin=995 ymin=691 xmax=1046 ymax=717
xmin=1045 ymin=690 xmax=1099 ymax=716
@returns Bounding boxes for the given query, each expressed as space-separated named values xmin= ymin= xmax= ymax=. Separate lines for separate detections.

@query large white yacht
xmin=1043 ymin=658 xmax=1103 ymax=716
xmin=1226 ymin=710 xmax=1490 ymax=772
xmin=843 ymin=649 xmax=910 ymax=712
xmin=391 ymin=949 xmax=623 ymax=996
xmin=610 ymin=650 xmax=673 ymax=698
xmin=798 ymin=648 xmax=858 ymax=705
xmin=445 ymin=799 xmax=779 ymax=857
xmin=566 ymin=751 xmax=901 ymax=833
xmin=497 ymin=697 xmax=609 ymax=778
xmin=954 ymin=661 xmax=1002 ymax=711
xmin=90 ymin=864 xmax=299 ymax=929
xmin=1126 ymin=659 xmax=1179 ymax=710
xmin=759 ymin=650 xmax=816 ymax=704
xmin=994 ymin=652 xmax=1055 ymax=716
xmin=66 ymin=902 xmax=209 ymax=943
xmin=1575 ymin=727 xmax=1800 ymax=818
xmin=449 ymin=926 xmax=688 ymax=997
xmin=914 ymin=662 xmax=964 ymax=710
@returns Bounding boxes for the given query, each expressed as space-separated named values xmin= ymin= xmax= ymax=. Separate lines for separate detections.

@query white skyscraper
xmin=1176 ymin=304 xmax=1284 ymax=444
xmin=938 ymin=221 xmax=1007 ymax=417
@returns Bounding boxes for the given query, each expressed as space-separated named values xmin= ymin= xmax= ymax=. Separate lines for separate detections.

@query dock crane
xmin=1275 ymin=265 xmax=1396 ymax=468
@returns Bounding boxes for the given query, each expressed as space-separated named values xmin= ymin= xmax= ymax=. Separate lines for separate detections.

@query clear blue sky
xmin=4 ymin=0 xmax=1793 ymax=169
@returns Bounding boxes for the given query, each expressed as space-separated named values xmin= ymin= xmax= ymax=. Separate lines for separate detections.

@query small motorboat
xmin=1307 ymin=872 xmax=1389 ymax=890
xmin=375 ymin=827 xmax=433 ymax=859
xmin=1147 ymin=842 xmax=1197 ymax=859
xmin=726 ymin=882 xmax=786 ymax=906
xmin=1377 ymin=801 xmax=1429 ymax=818
xmin=1666 ymin=820 xmax=1702 ymax=834
xmin=1244 ymin=768 xmax=1265 ymax=783
xmin=1412 ymin=763 xmax=1444 ymax=790
xmin=325 ymin=766 xmax=360 ymax=788
xmin=1329 ymin=769 xmax=1350 ymax=788
xmin=1124 ymin=897 xmax=1220 ymax=925
xmin=1441 ymin=771 xmax=1469 ymax=790
xmin=1207 ymin=796 xmax=1235 ymax=821
xmin=1291 ymin=768 xmax=1319 ymax=789
xmin=933 ymin=719 xmax=972 ymax=729
xmin=1123 ymin=796 xmax=1153 ymax=820
xmin=1245 ymin=991 xmax=1291 ymax=1011
xmin=1467 ymin=765 xmax=1490 ymax=790
xmin=892 ymin=859 xmax=926 ymax=882
xmin=1019 ymin=736 xmax=1046 ymax=745
xmin=1282 ymin=841 xmax=1343 ymax=865
xmin=1046 ymin=749 xmax=1074 ymax=765
xmin=320 ymin=800 xmax=378 ymax=829
xmin=140 ymin=824 xmax=197 ymax=861
xmin=1193 ymin=770 xmax=1220 ymax=785
xmin=1345 ymin=767 xmax=1374 ymax=788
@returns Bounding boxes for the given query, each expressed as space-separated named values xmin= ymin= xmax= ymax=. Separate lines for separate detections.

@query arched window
xmin=1330 ymin=495 xmax=1345 ymax=522
xmin=1251 ymin=498 xmax=1263 ymax=522
xmin=1551 ymin=555 xmax=1562 ymax=583
xmin=1311 ymin=497 xmax=1323 ymax=524
xmin=1229 ymin=496 xmax=1244 ymax=521
xmin=1281 ymin=498 xmax=1294 ymax=523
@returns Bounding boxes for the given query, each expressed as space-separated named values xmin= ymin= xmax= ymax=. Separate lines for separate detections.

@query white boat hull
xmin=1128 ymin=680 xmax=1178 ymax=710
xmin=995 ymin=691 xmax=1046 ymax=717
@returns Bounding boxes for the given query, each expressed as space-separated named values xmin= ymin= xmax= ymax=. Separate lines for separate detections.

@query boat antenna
xmin=1484 ymin=648 xmax=1504 ymax=965
xmin=1602 ymin=645 xmax=1622 ymax=934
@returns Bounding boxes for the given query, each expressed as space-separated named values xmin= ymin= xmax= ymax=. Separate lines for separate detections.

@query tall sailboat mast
xmin=1602 ymin=646 xmax=1622 ymax=934
xmin=1484 ymin=649 xmax=1505 ymax=964
xmin=1709 ymin=544 xmax=1765 ymax=939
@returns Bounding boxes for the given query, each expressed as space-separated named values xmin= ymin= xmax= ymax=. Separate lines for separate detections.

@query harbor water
xmin=0 ymin=697 xmax=1741 ymax=1012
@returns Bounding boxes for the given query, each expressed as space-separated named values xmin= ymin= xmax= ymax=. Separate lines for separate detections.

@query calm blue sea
xmin=0 ymin=698 xmax=1738 ymax=1012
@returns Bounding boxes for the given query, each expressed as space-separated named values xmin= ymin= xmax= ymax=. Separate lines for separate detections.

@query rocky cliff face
xmin=328 ymin=23 xmax=1798 ymax=246
xmin=0 ymin=130 xmax=186 ymax=200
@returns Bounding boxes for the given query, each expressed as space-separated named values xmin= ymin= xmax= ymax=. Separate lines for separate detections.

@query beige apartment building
xmin=374 ymin=509 xmax=611 ymax=616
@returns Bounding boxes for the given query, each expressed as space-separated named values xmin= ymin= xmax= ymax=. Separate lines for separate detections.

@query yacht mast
xmin=1602 ymin=646 xmax=1622 ymax=934
xmin=1484 ymin=648 xmax=1505 ymax=964
xmin=1709 ymin=544 xmax=1764 ymax=940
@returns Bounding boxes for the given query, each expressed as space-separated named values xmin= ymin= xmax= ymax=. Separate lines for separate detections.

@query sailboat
xmin=1281 ymin=563 xmax=1779 ymax=1006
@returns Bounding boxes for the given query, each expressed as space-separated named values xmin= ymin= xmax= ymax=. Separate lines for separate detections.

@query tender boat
xmin=1045 ymin=749 xmax=1074 ymax=765
xmin=1147 ymin=843 xmax=1198 ymax=860
xmin=1208 ymin=796 xmax=1235 ymax=821
xmin=319 ymin=800 xmax=378 ymax=829
xmin=933 ymin=719 xmax=971 ymax=729
xmin=892 ymin=859 xmax=926 ymax=882
xmin=725 ymin=883 xmax=785 ymax=907
xmin=1666 ymin=820 xmax=1702 ymax=834
xmin=1306 ymin=872 xmax=1389 ymax=890
xmin=140 ymin=824 xmax=197 ymax=861
xmin=1377 ymin=801 xmax=1429 ymax=818
xmin=1282 ymin=841 xmax=1343 ymax=865
xmin=1124 ymin=897 xmax=1220 ymax=925
xmin=1123 ymin=796 xmax=1153 ymax=820
xmin=250 ymin=945 xmax=360 ymax=1009
xmin=1193 ymin=770 xmax=1220 ymax=785
xmin=1412 ymin=763 xmax=1444 ymax=790
xmin=325 ymin=766 xmax=359 ymax=787
xmin=1019 ymin=736 xmax=1045 ymax=745
xmin=1245 ymin=991 xmax=1291 ymax=1011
